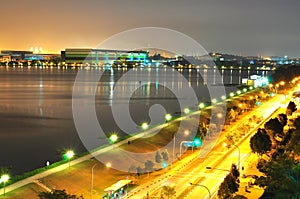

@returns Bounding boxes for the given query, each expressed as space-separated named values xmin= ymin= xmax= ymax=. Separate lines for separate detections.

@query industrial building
xmin=62 ymin=48 xmax=148 ymax=66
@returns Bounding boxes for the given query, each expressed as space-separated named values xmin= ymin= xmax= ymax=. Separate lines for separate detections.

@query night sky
xmin=1 ymin=0 xmax=300 ymax=57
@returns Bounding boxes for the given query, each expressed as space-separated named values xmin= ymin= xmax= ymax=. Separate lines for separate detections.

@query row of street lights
xmin=138 ymin=84 xmax=260 ymax=132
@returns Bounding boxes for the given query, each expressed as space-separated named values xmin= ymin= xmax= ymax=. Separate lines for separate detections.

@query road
xmin=126 ymin=92 xmax=289 ymax=199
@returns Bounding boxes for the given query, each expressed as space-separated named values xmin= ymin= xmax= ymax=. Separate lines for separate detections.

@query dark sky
xmin=1 ymin=0 xmax=300 ymax=57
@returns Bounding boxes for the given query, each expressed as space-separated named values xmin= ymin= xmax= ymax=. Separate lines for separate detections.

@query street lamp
xmin=165 ymin=114 xmax=172 ymax=121
xmin=189 ymin=183 xmax=211 ymax=199
xmin=64 ymin=150 xmax=74 ymax=168
xmin=198 ymin=103 xmax=205 ymax=109
xmin=183 ymin=108 xmax=190 ymax=114
xmin=91 ymin=163 xmax=98 ymax=199
xmin=109 ymin=134 xmax=118 ymax=144
xmin=206 ymin=166 xmax=230 ymax=172
xmin=223 ymin=142 xmax=240 ymax=172
xmin=141 ymin=122 xmax=149 ymax=130
xmin=233 ymin=144 xmax=241 ymax=172
xmin=1 ymin=174 xmax=9 ymax=196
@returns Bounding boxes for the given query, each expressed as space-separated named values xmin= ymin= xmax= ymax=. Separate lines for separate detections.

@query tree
xmin=218 ymin=174 xmax=239 ymax=199
xmin=286 ymin=101 xmax=297 ymax=116
xmin=277 ymin=114 xmax=288 ymax=126
xmin=287 ymin=130 xmax=300 ymax=156
xmin=136 ymin=166 xmax=142 ymax=176
xmin=250 ymin=128 xmax=272 ymax=155
xmin=293 ymin=117 xmax=300 ymax=129
xmin=128 ymin=165 xmax=137 ymax=174
xmin=230 ymin=164 xmax=240 ymax=180
xmin=256 ymin=156 xmax=300 ymax=198
xmin=155 ymin=151 xmax=162 ymax=163
xmin=161 ymin=185 xmax=176 ymax=199
xmin=161 ymin=149 xmax=169 ymax=161
xmin=144 ymin=160 xmax=154 ymax=173
xmin=38 ymin=190 xmax=83 ymax=199
xmin=228 ymin=108 xmax=237 ymax=123
xmin=264 ymin=118 xmax=284 ymax=136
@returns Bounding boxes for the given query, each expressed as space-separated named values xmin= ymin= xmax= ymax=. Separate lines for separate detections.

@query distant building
xmin=62 ymin=48 xmax=148 ymax=66
xmin=1 ymin=50 xmax=33 ymax=61
xmin=270 ymin=56 xmax=290 ymax=65
xmin=24 ymin=53 xmax=60 ymax=61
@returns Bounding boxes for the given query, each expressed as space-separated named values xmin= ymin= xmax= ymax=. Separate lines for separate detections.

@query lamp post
xmin=222 ymin=143 xmax=240 ymax=172
xmin=171 ymin=130 xmax=192 ymax=169
xmin=1 ymin=174 xmax=9 ymax=196
xmin=189 ymin=183 xmax=211 ymax=199
xmin=171 ymin=136 xmax=176 ymax=169
xmin=65 ymin=150 xmax=74 ymax=169
xmin=232 ymin=144 xmax=241 ymax=172
xmin=179 ymin=141 xmax=193 ymax=158
xmin=91 ymin=163 xmax=98 ymax=199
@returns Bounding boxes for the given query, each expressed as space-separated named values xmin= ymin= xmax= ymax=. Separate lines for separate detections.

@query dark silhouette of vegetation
xmin=218 ymin=164 xmax=240 ymax=199
xmin=38 ymin=189 xmax=83 ymax=199
xmin=286 ymin=101 xmax=297 ymax=116
xmin=155 ymin=151 xmax=162 ymax=163
xmin=277 ymin=114 xmax=288 ymax=126
xmin=218 ymin=173 xmax=239 ymax=199
xmin=264 ymin=118 xmax=284 ymax=136
xmin=250 ymin=128 xmax=272 ymax=155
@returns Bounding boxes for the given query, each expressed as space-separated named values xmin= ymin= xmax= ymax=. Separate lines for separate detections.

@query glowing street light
xmin=221 ymin=95 xmax=226 ymax=100
xmin=183 ymin=108 xmax=190 ymax=114
xmin=165 ymin=114 xmax=172 ymax=121
xmin=193 ymin=138 xmax=202 ymax=147
xmin=106 ymin=162 xmax=112 ymax=168
xmin=243 ymin=88 xmax=247 ymax=92
xmin=237 ymin=90 xmax=241 ymax=95
xmin=184 ymin=130 xmax=190 ymax=136
xmin=229 ymin=92 xmax=235 ymax=97
xmin=1 ymin=174 xmax=9 ymax=196
xmin=64 ymin=150 xmax=74 ymax=168
xmin=109 ymin=134 xmax=118 ymax=143
xmin=141 ymin=122 xmax=149 ymax=130
xmin=216 ymin=112 xmax=223 ymax=119
xmin=198 ymin=103 xmax=205 ymax=109
xmin=211 ymin=98 xmax=217 ymax=104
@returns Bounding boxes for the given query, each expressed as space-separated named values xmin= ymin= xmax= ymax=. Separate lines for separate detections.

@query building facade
xmin=62 ymin=48 xmax=148 ymax=66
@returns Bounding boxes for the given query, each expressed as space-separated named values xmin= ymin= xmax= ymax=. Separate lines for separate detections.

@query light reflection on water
xmin=0 ymin=66 xmax=270 ymax=174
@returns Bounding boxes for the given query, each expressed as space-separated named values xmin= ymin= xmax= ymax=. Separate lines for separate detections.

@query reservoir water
xmin=0 ymin=66 xmax=271 ymax=175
